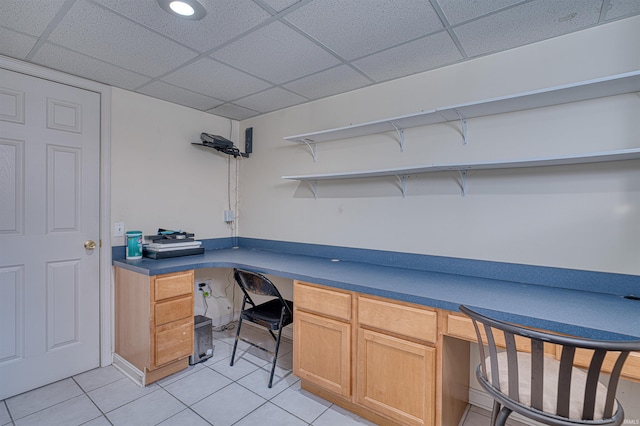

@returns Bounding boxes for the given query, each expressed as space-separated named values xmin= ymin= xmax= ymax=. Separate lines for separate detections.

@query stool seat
xmin=486 ymin=352 xmax=616 ymax=421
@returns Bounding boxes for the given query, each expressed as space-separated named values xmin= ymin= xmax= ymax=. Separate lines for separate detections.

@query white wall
xmin=110 ymin=88 xmax=239 ymax=247
xmin=238 ymin=16 xmax=640 ymax=275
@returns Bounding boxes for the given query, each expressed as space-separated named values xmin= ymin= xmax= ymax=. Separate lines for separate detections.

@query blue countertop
xmin=113 ymin=247 xmax=640 ymax=341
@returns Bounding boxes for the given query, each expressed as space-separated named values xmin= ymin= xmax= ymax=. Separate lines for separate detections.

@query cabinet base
xmin=145 ymin=358 xmax=189 ymax=385
xmin=113 ymin=353 xmax=189 ymax=386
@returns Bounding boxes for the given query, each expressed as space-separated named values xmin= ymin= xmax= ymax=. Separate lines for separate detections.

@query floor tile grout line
xmin=71 ymin=375 xmax=115 ymax=425
xmin=4 ymin=379 xmax=85 ymax=422
xmin=2 ymin=400 xmax=15 ymax=426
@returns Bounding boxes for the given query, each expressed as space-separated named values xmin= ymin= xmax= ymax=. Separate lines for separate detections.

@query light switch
xmin=114 ymin=222 xmax=125 ymax=237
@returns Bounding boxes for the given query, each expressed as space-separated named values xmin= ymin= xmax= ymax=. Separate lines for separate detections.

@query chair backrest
xmin=459 ymin=305 xmax=640 ymax=423
xmin=233 ymin=269 xmax=292 ymax=313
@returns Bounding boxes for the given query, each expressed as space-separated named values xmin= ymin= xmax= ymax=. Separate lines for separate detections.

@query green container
xmin=126 ymin=231 xmax=142 ymax=260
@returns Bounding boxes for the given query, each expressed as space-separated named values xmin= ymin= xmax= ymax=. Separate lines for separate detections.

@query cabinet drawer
xmin=446 ymin=313 xmax=555 ymax=355
xmin=569 ymin=349 xmax=640 ymax=382
xmin=359 ymin=296 xmax=437 ymax=344
xmin=155 ymin=296 xmax=192 ymax=326
xmin=154 ymin=270 xmax=193 ymax=301
xmin=155 ymin=317 xmax=193 ymax=367
xmin=294 ymin=281 xmax=351 ymax=321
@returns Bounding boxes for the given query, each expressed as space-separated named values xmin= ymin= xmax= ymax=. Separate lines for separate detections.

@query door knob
xmin=84 ymin=240 xmax=96 ymax=250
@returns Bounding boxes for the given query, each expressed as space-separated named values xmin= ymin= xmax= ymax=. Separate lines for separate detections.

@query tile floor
xmin=0 ymin=323 xmax=524 ymax=426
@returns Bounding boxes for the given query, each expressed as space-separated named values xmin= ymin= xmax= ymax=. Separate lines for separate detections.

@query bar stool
xmin=459 ymin=305 xmax=640 ymax=426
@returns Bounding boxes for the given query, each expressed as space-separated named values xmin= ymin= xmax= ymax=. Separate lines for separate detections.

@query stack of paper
xmin=144 ymin=240 xmax=202 ymax=253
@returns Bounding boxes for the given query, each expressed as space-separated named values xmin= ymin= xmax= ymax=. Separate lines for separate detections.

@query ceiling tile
xmin=283 ymin=0 xmax=444 ymax=60
xmin=352 ymin=31 xmax=463 ymax=83
xmin=162 ymin=57 xmax=271 ymax=101
xmin=0 ymin=0 xmax=68 ymax=37
xmin=435 ymin=0 xmax=527 ymax=25
xmin=31 ymin=43 xmax=151 ymax=90
xmin=453 ymin=0 xmax=604 ymax=58
xmin=234 ymin=87 xmax=307 ymax=113
xmin=99 ymin=0 xmax=272 ymax=53
xmin=3 ymin=0 xmax=638 ymax=121
xmin=47 ymin=0 xmax=198 ymax=77
xmin=605 ymin=0 xmax=640 ymax=20
xmin=207 ymin=104 xmax=260 ymax=121
xmin=212 ymin=21 xmax=341 ymax=84
xmin=260 ymin=0 xmax=303 ymax=13
xmin=0 ymin=28 xmax=37 ymax=60
xmin=137 ymin=81 xmax=224 ymax=111
xmin=283 ymin=65 xmax=371 ymax=100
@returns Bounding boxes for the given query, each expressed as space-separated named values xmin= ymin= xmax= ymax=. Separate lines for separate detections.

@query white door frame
xmin=0 ymin=54 xmax=113 ymax=368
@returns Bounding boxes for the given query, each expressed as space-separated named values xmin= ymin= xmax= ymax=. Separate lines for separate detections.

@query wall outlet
xmin=224 ymin=210 xmax=234 ymax=222
xmin=198 ymin=279 xmax=213 ymax=297
xmin=114 ymin=222 xmax=124 ymax=237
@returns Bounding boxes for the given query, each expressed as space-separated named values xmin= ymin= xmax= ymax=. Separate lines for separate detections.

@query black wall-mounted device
xmin=245 ymin=127 xmax=253 ymax=155
xmin=192 ymin=132 xmax=250 ymax=158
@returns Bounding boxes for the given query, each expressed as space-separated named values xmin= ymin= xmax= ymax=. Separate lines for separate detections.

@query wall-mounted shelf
xmin=284 ymin=70 xmax=640 ymax=159
xmin=284 ymin=109 xmax=444 ymax=160
xmin=282 ymin=148 xmax=640 ymax=198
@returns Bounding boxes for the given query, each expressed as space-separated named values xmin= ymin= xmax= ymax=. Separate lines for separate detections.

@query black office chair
xmin=230 ymin=269 xmax=294 ymax=388
xmin=459 ymin=305 xmax=640 ymax=426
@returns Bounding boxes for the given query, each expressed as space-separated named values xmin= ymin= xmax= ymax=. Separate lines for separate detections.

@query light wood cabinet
xmin=357 ymin=328 xmax=436 ymax=426
xmin=114 ymin=267 xmax=194 ymax=385
xmin=293 ymin=281 xmax=437 ymax=426
xmin=357 ymin=295 xmax=437 ymax=426
xmin=293 ymin=281 xmax=353 ymax=398
xmin=294 ymin=282 xmax=640 ymax=426
xmin=294 ymin=310 xmax=352 ymax=397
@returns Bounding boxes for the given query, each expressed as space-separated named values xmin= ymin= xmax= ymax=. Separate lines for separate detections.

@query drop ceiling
xmin=2 ymin=0 xmax=638 ymax=121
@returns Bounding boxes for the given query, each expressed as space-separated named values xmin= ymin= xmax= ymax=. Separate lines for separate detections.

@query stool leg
xmin=490 ymin=401 xmax=501 ymax=426
xmin=495 ymin=406 xmax=512 ymax=426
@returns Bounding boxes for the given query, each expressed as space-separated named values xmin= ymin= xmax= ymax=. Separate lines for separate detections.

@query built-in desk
xmin=113 ymin=244 xmax=640 ymax=425
xmin=113 ymin=246 xmax=640 ymax=340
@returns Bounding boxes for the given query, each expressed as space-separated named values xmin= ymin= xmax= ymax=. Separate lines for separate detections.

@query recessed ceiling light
xmin=157 ymin=0 xmax=206 ymax=20
xmin=170 ymin=1 xmax=194 ymax=16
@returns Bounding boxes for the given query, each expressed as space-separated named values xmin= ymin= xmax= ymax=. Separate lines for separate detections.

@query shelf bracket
xmin=455 ymin=109 xmax=468 ymax=145
xmin=394 ymin=175 xmax=407 ymax=198
xmin=458 ymin=170 xmax=467 ymax=197
xmin=390 ymin=122 xmax=405 ymax=152
xmin=301 ymin=139 xmax=317 ymax=162
xmin=303 ymin=180 xmax=318 ymax=199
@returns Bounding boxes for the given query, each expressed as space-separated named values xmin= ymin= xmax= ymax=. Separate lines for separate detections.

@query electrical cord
xmin=199 ymin=273 xmax=237 ymax=331
xmin=201 ymin=291 xmax=209 ymax=317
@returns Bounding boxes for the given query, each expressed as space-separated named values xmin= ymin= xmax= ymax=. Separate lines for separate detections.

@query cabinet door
xmin=357 ymin=328 xmax=435 ymax=426
xmin=154 ymin=317 xmax=193 ymax=368
xmin=294 ymin=310 xmax=351 ymax=398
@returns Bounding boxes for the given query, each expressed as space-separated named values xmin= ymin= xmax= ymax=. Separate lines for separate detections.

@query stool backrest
xmin=459 ymin=305 xmax=640 ymax=422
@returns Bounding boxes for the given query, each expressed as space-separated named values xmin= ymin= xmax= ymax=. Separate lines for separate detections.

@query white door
xmin=0 ymin=68 xmax=101 ymax=400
